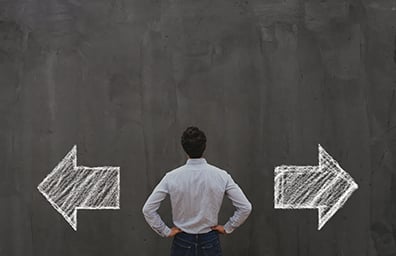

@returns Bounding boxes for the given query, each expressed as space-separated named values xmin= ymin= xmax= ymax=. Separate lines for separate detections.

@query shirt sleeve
xmin=142 ymin=174 xmax=172 ymax=237
xmin=223 ymin=173 xmax=252 ymax=234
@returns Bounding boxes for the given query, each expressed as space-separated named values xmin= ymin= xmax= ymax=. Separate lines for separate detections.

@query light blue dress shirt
xmin=142 ymin=158 xmax=252 ymax=237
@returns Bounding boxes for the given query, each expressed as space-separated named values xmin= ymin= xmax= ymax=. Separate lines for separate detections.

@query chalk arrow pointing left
xmin=274 ymin=144 xmax=358 ymax=230
xmin=37 ymin=145 xmax=120 ymax=231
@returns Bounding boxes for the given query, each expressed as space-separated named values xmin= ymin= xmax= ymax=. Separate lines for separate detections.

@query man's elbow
xmin=142 ymin=203 xmax=150 ymax=217
xmin=244 ymin=202 xmax=252 ymax=216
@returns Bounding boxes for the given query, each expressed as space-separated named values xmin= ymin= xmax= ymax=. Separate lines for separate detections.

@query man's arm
xmin=222 ymin=173 xmax=252 ymax=234
xmin=142 ymin=174 xmax=172 ymax=237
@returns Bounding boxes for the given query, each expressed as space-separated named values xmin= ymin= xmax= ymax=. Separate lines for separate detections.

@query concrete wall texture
xmin=0 ymin=0 xmax=396 ymax=255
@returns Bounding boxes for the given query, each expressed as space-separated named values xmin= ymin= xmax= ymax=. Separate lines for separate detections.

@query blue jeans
xmin=170 ymin=230 xmax=222 ymax=256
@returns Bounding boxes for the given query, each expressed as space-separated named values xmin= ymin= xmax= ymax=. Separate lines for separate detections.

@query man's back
xmin=143 ymin=158 xmax=252 ymax=236
xmin=166 ymin=158 xmax=249 ymax=234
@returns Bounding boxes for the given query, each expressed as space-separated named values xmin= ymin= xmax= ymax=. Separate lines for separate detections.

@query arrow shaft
xmin=275 ymin=166 xmax=339 ymax=208
xmin=59 ymin=167 xmax=119 ymax=216
xmin=76 ymin=167 xmax=120 ymax=208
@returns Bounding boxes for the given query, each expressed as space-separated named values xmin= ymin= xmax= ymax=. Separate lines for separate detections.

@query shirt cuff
xmin=162 ymin=226 xmax=172 ymax=237
xmin=223 ymin=222 xmax=235 ymax=234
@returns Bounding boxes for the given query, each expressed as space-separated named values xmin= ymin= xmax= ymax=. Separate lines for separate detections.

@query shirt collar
xmin=186 ymin=158 xmax=207 ymax=165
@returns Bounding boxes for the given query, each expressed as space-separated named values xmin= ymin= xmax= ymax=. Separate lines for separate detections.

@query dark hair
xmin=181 ymin=126 xmax=206 ymax=158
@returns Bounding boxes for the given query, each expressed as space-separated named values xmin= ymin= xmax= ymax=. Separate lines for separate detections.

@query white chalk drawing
xmin=37 ymin=145 xmax=120 ymax=231
xmin=274 ymin=144 xmax=358 ymax=230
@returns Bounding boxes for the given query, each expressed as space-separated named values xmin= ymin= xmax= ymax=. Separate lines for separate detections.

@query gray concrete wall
xmin=0 ymin=0 xmax=395 ymax=255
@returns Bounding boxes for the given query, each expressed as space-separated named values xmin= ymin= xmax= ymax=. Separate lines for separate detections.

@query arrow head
xmin=37 ymin=145 xmax=78 ymax=230
xmin=316 ymin=144 xmax=358 ymax=230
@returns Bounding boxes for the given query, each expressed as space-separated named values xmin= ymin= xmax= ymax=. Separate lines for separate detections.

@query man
xmin=142 ymin=126 xmax=252 ymax=256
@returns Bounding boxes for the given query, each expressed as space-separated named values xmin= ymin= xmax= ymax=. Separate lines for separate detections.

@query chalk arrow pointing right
xmin=274 ymin=144 xmax=358 ymax=230
xmin=37 ymin=145 xmax=120 ymax=231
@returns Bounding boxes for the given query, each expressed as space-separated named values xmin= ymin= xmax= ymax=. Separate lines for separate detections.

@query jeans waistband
xmin=175 ymin=230 xmax=219 ymax=244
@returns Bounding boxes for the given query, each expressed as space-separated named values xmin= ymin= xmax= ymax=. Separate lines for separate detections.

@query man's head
xmin=181 ymin=126 xmax=206 ymax=158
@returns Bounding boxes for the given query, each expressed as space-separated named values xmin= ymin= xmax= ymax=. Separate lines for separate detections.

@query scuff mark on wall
xmin=393 ymin=32 xmax=396 ymax=64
